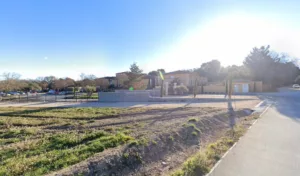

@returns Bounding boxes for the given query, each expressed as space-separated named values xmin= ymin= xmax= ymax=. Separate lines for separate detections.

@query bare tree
xmin=0 ymin=72 xmax=21 ymax=91
xmin=54 ymin=78 xmax=75 ymax=90
xmin=43 ymin=76 xmax=56 ymax=89
xmin=36 ymin=77 xmax=44 ymax=82
xmin=80 ymin=73 xmax=86 ymax=81
xmin=80 ymin=73 xmax=97 ymax=80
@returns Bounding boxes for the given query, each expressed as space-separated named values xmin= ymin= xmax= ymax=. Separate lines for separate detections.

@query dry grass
xmin=171 ymin=122 xmax=254 ymax=176
xmin=0 ymin=107 xmax=140 ymax=175
xmin=0 ymin=106 xmax=246 ymax=176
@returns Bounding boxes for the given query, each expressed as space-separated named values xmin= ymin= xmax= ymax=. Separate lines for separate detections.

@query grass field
xmin=62 ymin=93 xmax=98 ymax=99
xmin=75 ymin=93 xmax=99 ymax=99
xmin=0 ymin=107 xmax=141 ymax=175
xmin=0 ymin=106 xmax=256 ymax=176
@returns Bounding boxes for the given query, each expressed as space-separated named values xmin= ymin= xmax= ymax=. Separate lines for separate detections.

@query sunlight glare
xmin=146 ymin=13 xmax=300 ymax=72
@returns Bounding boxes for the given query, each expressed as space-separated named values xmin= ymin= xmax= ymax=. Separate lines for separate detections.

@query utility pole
xmin=159 ymin=71 xmax=164 ymax=97
xmin=160 ymin=79 xmax=164 ymax=97
xmin=193 ymin=78 xmax=198 ymax=98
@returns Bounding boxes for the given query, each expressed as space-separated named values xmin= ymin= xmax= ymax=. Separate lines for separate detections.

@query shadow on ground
xmin=258 ymin=90 xmax=300 ymax=121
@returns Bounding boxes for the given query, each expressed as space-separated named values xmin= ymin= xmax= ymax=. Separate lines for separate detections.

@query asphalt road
xmin=209 ymin=89 xmax=300 ymax=176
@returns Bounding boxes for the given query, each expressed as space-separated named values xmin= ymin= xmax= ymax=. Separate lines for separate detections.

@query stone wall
xmin=203 ymin=85 xmax=226 ymax=93
xmin=115 ymin=89 xmax=160 ymax=97
xmin=98 ymin=92 xmax=123 ymax=102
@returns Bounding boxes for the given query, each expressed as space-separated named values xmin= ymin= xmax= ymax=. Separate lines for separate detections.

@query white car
xmin=292 ymin=84 xmax=300 ymax=88
xmin=3 ymin=93 xmax=11 ymax=97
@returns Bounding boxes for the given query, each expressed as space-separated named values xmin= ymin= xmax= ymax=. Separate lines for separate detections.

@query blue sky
xmin=0 ymin=0 xmax=299 ymax=79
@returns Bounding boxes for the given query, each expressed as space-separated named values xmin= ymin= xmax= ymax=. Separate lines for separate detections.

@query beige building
xmin=162 ymin=71 xmax=207 ymax=87
xmin=95 ymin=78 xmax=109 ymax=87
xmin=112 ymin=70 xmax=265 ymax=94
xmin=201 ymin=80 xmax=263 ymax=94
xmin=95 ymin=77 xmax=117 ymax=88
xmin=232 ymin=80 xmax=262 ymax=93
xmin=115 ymin=72 xmax=155 ymax=90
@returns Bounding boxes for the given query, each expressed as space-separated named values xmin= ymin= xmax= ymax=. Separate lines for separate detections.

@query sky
xmin=0 ymin=0 xmax=300 ymax=80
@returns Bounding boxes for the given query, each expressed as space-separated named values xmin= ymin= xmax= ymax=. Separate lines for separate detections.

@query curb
xmin=255 ymin=100 xmax=264 ymax=108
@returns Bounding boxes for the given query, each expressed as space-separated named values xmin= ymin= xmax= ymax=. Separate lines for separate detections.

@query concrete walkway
xmin=209 ymin=90 xmax=300 ymax=176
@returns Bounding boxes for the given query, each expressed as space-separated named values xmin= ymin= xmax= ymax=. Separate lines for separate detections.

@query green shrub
xmin=188 ymin=118 xmax=197 ymax=122
xmin=185 ymin=123 xmax=201 ymax=133
xmin=138 ymin=137 xmax=148 ymax=146
xmin=168 ymin=135 xmax=174 ymax=141
xmin=152 ymin=140 xmax=157 ymax=145
xmin=129 ymin=140 xmax=139 ymax=147
xmin=174 ymin=153 xmax=209 ymax=176
xmin=192 ymin=131 xmax=198 ymax=136
xmin=172 ymin=126 xmax=247 ymax=176
xmin=123 ymin=152 xmax=129 ymax=159
xmin=85 ymin=86 xmax=96 ymax=93
xmin=175 ymin=85 xmax=189 ymax=95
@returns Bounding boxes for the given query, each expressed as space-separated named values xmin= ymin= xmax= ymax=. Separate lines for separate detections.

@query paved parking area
xmin=0 ymin=95 xmax=261 ymax=109
xmin=171 ymin=94 xmax=258 ymax=99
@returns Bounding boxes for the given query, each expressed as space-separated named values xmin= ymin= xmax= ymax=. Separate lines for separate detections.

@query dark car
xmin=8 ymin=92 xmax=20 ymax=96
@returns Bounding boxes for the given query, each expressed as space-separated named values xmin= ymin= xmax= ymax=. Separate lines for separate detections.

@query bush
xmin=66 ymin=87 xmax=74 ymax=92
xmin=108 ymin=84 xmax=115 ymax=89
xmin=188 ymin=118 xmax=197 ymax=122
xmin=168 ymin=78 xmax=181 ymax=95
xmin=66 ymin=87 xmax=79 ymax=92
xmin=85 ymin=86 xmax=96 ymax=93
xmin=175 ymin=85 xmax=189 ymax=95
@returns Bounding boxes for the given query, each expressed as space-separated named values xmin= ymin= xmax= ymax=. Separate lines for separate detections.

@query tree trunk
xmin=227 ymin=74 xmax=236 ymax=135
xmin=227 ymin=99 xmax=236 ymax=129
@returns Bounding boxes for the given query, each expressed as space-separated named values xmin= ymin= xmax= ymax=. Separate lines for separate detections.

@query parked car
xmin=59 ymin=91 xmax=66 ymax=95
xmin=292 ymin=84 xmax=300 ymax=88
xmin=65 ymin=91 xmax=74 ymax=95
xmin=3 ymin=93 xmax=11 ymax=97
xmin=18 ymin=91 xmax=26 ymax=95
xmin=8 ymin=92 xmax=20 ymax=96
xmin=48 ymin=90 xmax=56 ymax=94
xmin=30 ymin=90 xmax=37 ymax=94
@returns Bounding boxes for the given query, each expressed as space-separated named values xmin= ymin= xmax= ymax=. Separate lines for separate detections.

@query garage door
xmin=242 ymin=84 xmax=249 ymax=93
xmin=234 ymin=85 xmax=239 ymax=93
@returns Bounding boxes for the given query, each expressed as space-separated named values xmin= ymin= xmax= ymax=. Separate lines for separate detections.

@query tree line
xmin=183 ymin=45 xmax=299 ymax=87
xmin=0 ymin=74 xmax=99 ymax=92
xmin=0 ymin=45 xmax=299 ymax=92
